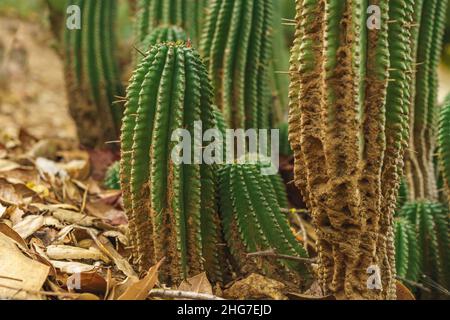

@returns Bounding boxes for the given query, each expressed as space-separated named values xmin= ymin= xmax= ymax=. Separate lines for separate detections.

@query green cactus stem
xmin=394 ymin=217 xmax=420 ymax=282
xmin=120 ymin=43 xmax=226 ymax=284
xmin=64 ymin=0 xmax=124 ymax=147
xmin=104 ymin=161 xmax=121 ymax=190
xmin=200 ymin=0 xmax=273 ymax=129
xmin=399 ymin=201 xmax=450 ymax=292
xmin=135 ymin=0 xmax=208 ymax=48
xmin=218 ymin=162 xmax=308 ymax=284
xmin=140 ymin=25 xmax=187 ymax=52
xmin=438 ymin=94 xmax=450 ymax=202
xmin=407 ymin=0 xmax=448 ymax=200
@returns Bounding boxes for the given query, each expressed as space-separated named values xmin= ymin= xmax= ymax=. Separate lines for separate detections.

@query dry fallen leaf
xmin=46 ymin=245 xmax=110 ymax=263
xmin=396 ymin=280 xmax=415 ymax=300
xmin=0 ymin=232 xmax=49 ymax=299
xmin=117 ymin=259 xmax=164 ymax=300
xmin=87 ymin=231 xmax=136 ymax=278
xmin=178 ymin=272 xmax=213 ymax=295
xmin=50 ymin=260 xmax=96 ymax=274
xmin=0 ymin=222 xmax=28 ymax=249
xmin=13 ymin=214 xmax=44 ymax=239
xmin=0 ymin=159 xmax=21 ymax=172
xmin=0 ymin=203 xmax=6 ymax=218
xmin=66 ymin=271 xmax=107 ymax=295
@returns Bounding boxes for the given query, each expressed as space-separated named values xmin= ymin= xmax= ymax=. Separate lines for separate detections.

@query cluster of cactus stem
xmin=55 ymin=0 xmax=450 ymax=300
xmin=120 ymin=41 xmax=308 ymax=285
xmin=288 ymin=0 xmax=419 ymax=299
xmin=64 ymin=0 xmax=124 ymax=148
xmin=200 ymin=0 xmax=273 ymax=130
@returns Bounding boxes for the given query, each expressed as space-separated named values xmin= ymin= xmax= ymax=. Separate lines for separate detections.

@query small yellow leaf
xmin=26 ymin=181 xmax=49 ymax=198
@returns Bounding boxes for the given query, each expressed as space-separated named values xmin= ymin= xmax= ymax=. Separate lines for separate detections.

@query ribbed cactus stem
xmin=120 ymin=43 xmax=226 ymax=284
xmin=218 ymin=163 xmax=309 ymax=284
xmin=438 ymin=95 xmax=450 ymax=202
xmin=288 ymin=0 xmax=419 ymax=299
xmin=64 ymin=0 xmax=123 ymax=147
xmin=399 ymin=202 xmax=450 ymax=291
xmin=269 ymin=0 xmax=290 ymax=125
xmin=135 ymin=0 xmax=208 ymax=48
xmin=201 ymin=0 xmax=273 ymax=129
xmin=408 ymin=0 xmax=448 ymax=201
xmin=394 ymin=217 xmax=420 ymax=282
xmin=140 ymin=26 xmax=187 ymax=52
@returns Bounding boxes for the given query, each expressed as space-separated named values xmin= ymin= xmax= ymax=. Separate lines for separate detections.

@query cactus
xmin=399 ymin=202 xmax=450 ymax=291
xmin=278 ymin=122 xmax=293 ymax=157
xmin=397 ymin=179 xmax=409 ymax=210
xmin=201 ymin=0 xmax=273 ymax=129
xmin=104 ymin=161 xmax=121 ymax=190
xmin=394 ymin=217 xmax=420 ymax=282
xmin=140 ymin=26 xmax=187 ymax=52
xmin=438 ymin=95 xmax=450 ymax=202
xmin=407 ymin=0 xmax=448 ymax=200
xmin=288 ymin=0 xmax=420 ymax=299
xmin=218 ymin=162 xmax=308 ymax=283
xmin=269 ymin=0 xmax=290 ymax=125
xmin=64 ymin=0 xmax=124 ymax=147
xmin=120 ymin=43 xmax=226 ymax=284
xmin=135 ymin=0 xmax=208 ymax=48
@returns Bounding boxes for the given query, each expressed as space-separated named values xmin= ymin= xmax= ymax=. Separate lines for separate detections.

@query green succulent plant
xmin=104 ymin=161 xmax=121 ymax=190
xmin=438 ymin=94 xmax=450 ymax=202
xmin=134 ymin=0 xmax=208 ymax=48
xmin=394 ymin=216 xmax=421 ymax=282
xmin=398 ymin=201 xmax=450 ymax=290
xmin=218 ymin=162 xmax=308 ymax=284
xmin=288 ymin=0 xmax=421 ymax=299
xmin=120 ymin=43 xmax=226 ymax=284
xmin=64 ymin=0 xmax=124 ymax=147
xmin=140 ymin=25 xmax=187 ymax=52
xmin=201 ymin=0 xmax=273 ymax=129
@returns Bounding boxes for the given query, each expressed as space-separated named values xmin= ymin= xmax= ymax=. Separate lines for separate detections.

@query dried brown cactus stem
xmin=288 ymin=0 xmax=417 ymax=300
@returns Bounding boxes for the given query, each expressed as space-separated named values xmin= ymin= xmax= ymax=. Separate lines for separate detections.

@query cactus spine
xmin=218 ymin=163 xmax=308 ymax=283
xmin=64 ymin=0 xmax=123 ymax=147
xmin=135 ymin=0 xmax=208 ymax=48
xmin=120 ymin=43 xmax=225 ymax=284
xmin=438 ymin=95 xmax=450 ymax=202
xmin=141 ymin=26 xmax=187 ymax=52
xmin=288 ymin=0 xmax=419 ymax=299
xmin=201 ymin=0 xmax=273 ymax=129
